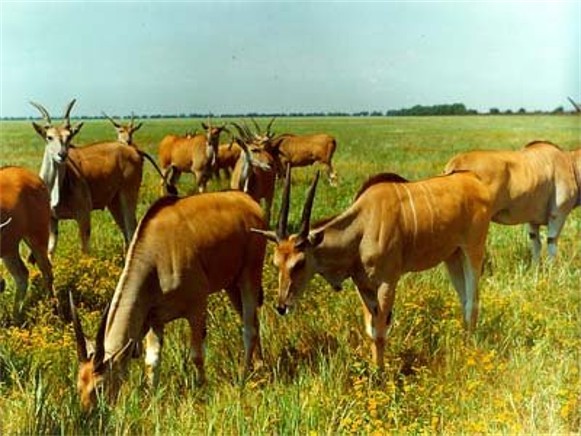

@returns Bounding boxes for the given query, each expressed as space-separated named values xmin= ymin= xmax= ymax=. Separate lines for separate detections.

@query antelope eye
xmin=46 ymin=135 xmax=54 ymax=141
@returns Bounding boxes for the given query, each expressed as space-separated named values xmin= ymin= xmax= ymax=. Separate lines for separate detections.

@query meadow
xmin=0 ymin=114 xmax=579 ymax=434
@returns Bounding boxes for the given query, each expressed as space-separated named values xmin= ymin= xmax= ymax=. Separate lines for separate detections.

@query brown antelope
xmin=102 ymin=112 xmax=143 ymax=146
xmin=253 ymin=167 xmax=492 ymax=368
xmin=214 ymin=141 xmax=242 ymax=179
xmin=31 ymin=100 xmax=145 ymax=255
xmin=230 ymin=122 xmax=276 ymax=225
xmin=0 ymin=166 xmax=54 ymax=320
xmin=70 ymin=190 xmax=267 ymax=410
xmin=444 ymin=141 xmax=579 ymax=262
xmin=158 ymin=121 xmax=229 ymax=193
xmin=270 ymin=132 xmax=338 ymax=186
xmin=102 ymin=112 xmax=177 ymax=195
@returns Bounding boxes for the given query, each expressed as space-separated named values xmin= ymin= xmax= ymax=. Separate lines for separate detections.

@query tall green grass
xmin=0 ymin=115 xmax=579 ymax=433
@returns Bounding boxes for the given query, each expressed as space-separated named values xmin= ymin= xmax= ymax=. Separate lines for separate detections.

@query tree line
xmin=1 ymin=103 xmax=576 ymax=120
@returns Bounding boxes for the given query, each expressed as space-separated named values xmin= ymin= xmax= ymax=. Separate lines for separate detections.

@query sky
xmin=0 ymin=1 xmax=579 ymax=117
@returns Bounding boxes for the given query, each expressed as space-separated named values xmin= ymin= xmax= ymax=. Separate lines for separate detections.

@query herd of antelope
xmin=0 ymin=99 xmax=579 ymax=410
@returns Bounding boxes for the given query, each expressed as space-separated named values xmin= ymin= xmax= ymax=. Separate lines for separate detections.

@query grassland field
xmin=0 ymin=114 xmax=579 ymax=434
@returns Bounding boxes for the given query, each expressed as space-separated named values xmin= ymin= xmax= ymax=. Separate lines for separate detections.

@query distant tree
xmin=505 ymin=109 xmax=513 ymax=115
xmin=489 ymin=108 xmax=500 ymax=115
xmin=552 ymin=106 xmax=564 ymax=114
xmin=518 ymin=108 xmax=526 ymax=114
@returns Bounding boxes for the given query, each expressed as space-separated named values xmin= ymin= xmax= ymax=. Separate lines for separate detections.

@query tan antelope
xmin=270 ymin=132 xmax=338 ymax=186
xmin=158 ymin=121 xmax=229 ymax=193
xmin=230 ymin=122 xmax=276 ymax=224
xmin=70 ymin=190 xmax=267 ymax=410
xmin=0 ymin=166 xmax=54 ymax=320
xmin=31 ymin=100 xmax=145 ymax=255
xmin=252 ymin=167 xmax=492 ymax=368
xmin=444 ymin=141 xmax=579 ymax=262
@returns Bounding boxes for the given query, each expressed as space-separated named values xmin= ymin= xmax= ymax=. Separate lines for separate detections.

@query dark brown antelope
xmin=71 ymin=190 xmax=267 ymax=410
xmin=253 ymin=167 xmax=492 ymax=368
xmin=445 ymin=141 xmax=580 ymax=261
xmin=31 ymin=100 xmax=144 ymax=255
xmin=0 ymin=166 xmax=54 ymax=320
xmin=158 ymin=120 xmax=229 ymax=193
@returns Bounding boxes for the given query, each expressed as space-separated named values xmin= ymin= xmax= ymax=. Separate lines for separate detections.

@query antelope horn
xmin=93 ymin=302 xmax=110 ymax=368
xmin=102 ymin=111 xmax=121 ymax=128
xmin=298 ymin=171 xmax=320 ymax=240
xmin=29 ymin=101 xmax=52 ymax=125
xmin=266 ymin=117 xmax=276 ymax=136
xmin=63 ymin=99 xmax=77 ymax=127
xmin=250 ymin=117 xmax=261 ymax=134
xmin=277 ymin=164 xmax=292 ymax=240
xmin=69 ymin=292 xmax=88 ymax=362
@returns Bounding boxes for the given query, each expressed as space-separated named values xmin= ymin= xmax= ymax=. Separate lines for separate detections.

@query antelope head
xmin=70 ymin=293 xmax=133 ymax=410
xmin=31 ymin=99 xmax=83 ymax=165
xmin=252 ymin=166 xmax=322 ymax=315
xmin=102 ymin=111 xmax=143 ymax=145
xmin=201 ymin=119 xmax=229 ymax=167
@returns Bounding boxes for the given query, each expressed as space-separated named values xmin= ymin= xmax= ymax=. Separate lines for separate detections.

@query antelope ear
xmin=250 ymin=228 xmax=278 ymax=243
xmin=32 ymin=122 xmax=47 ymax=139
xmin=201 ymin=122 xmax=209 ymax=130
xmin=308 ymin=231 xmax=324 ymax=247
xmin=133 ymin=122 xmax=143 ymax=132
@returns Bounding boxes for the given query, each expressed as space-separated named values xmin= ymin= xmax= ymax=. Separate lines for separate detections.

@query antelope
xmin=214 ymin=141 xmax=242 ymax=179
xmin=0 ymin=166 xmax=54 ymax=320
xmin=158 ymin=121 xmax=229 ymax=193
xmin=102 ymin=112 xmax=143 ymax=146
xmin=70 ymin=190 xmax=267 ymax=410
xmin=102 ymin=112 xmax=177 ymax=195
xmin=270 ymin=132 xmax=338 ymax=186
xmin=31 ymin=99 xmax=144 ymax=255
xmin=230 ymin=122 xmax=276 ymax=224
xmin=252 ymin=167 xmax=492 ymax=368
xmin=444 ymin=141 xmax=579 ymax=262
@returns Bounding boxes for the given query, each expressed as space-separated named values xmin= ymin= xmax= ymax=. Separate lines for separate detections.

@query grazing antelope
xmin=253 ymin=167 xmax=492 ymax=368
xmin=270 ymin=132 xmax=338 ymax=186
xmin=71 ymin=190 xmax=267 ymax=410
xmin=230 ymin=122 xmax=276 ymax=225
xmin=158 ymin=121 xmax=229 ymax=193
xmin=444 ymin=141 xmax=579 ymax=261
xmin=31 ymin=100 xmax=144 ymax=255
xmin=0 ymin=166 xmax=54 ymax=320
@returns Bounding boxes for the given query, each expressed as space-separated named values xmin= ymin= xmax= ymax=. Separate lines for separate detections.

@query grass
xmin=0 ymin=114 xmax=580 ymax=433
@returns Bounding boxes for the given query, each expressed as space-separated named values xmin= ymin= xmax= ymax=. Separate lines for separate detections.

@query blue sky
xmin=1 ymin=1 xmax=579 ymax=117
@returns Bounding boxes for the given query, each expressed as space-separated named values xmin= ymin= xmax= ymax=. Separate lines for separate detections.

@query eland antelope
xmin=158 ymin=121 xmax=228 ymax=194
xmin=445 ymin=141 xmax=579 ymax=261
xmin=253 ymin=167 xmax=492 ymax=368
xmin=0 ymin=166 xmax=54 ymax=320
xmin=71 ymin=190 xmax=267 ymax=410
xmin=230 ymin=122 xmax=276 ymax=225
xmin=270 ymin=132 xmax=338 ymax=186
xmin=31 ymin=100 xmax=144 ymax=255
